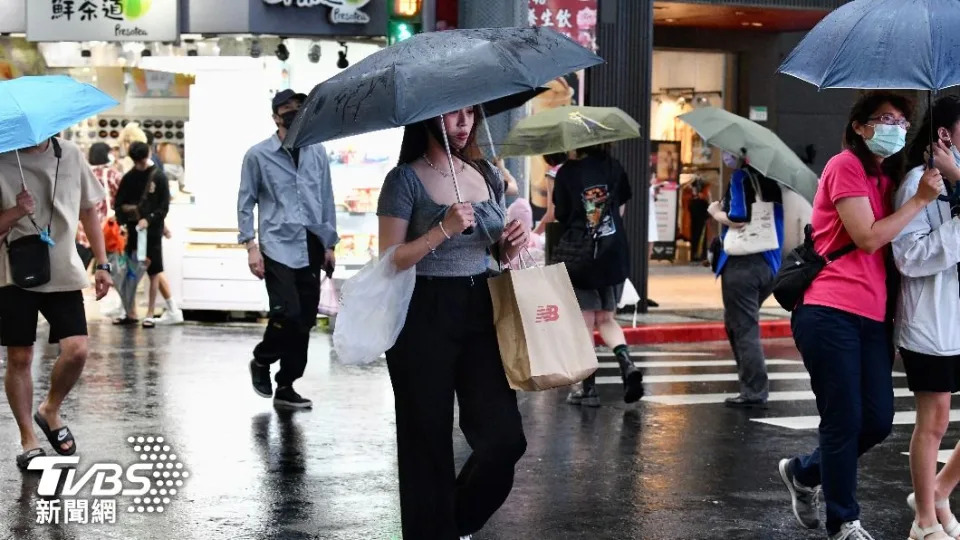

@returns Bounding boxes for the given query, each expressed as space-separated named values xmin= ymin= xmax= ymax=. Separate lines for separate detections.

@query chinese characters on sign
xmin=50 ymin=0 xmax=124 ymax=21
xmin=528 ymin=0 xmax=598 ymax=52
xmin=36 ymin=499 xmax=117 ymax=525
xmin=28 ymin=0 xmax=178 ymax=42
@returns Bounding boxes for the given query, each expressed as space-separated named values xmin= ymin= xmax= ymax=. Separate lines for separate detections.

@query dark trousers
xmin=386 ymin=274 xmax=527 ymax=540
xmin=791 ymin=305 xmax=894 ymax=534
xmin=253 ymin=236 xmax=324 ymax=388
xmin=721 ymin=254 xmax=773 ymax=401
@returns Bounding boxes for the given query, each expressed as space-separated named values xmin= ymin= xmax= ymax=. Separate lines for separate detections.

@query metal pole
xmin=480 ymin=107 xmax=497 ymax=161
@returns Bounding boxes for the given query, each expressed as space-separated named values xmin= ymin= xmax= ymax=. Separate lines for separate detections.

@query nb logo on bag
xmin=535 ymin=305 xmax=560 ymax=323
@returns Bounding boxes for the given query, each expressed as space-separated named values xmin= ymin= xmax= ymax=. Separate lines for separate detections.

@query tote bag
xmin=723 ymin=173 xmax=779 ymax=256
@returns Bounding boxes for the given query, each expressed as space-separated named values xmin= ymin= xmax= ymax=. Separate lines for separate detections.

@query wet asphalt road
xmin=0 ymin=323 xmax=944 ymax=539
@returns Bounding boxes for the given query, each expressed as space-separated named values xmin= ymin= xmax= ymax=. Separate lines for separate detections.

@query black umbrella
xmin=286 ymin=27 xmax=601 ymax=149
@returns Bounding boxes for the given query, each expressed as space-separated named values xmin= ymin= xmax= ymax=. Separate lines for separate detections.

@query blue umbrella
xmin=778 ymin=0 xmax=960 ymax=90
xmin=0 ymin=75 xmax=118 ymax=154
xmin=779 ymin=0 xmax=960 ymax=202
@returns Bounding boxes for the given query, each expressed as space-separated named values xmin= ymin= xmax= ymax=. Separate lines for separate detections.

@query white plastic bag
xmin=333 ymin=246 xmax=416 ymax=365
xmin=618 ymin=278 xmax=641 ymax=309
xmin=317 ymin=276 xmax=339 ymax=317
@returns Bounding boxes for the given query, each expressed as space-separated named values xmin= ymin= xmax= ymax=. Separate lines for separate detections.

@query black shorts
xmin=901 ymin=348 xmax=960 ymax=393
xmin=574 ymin=282 xmax=624 ymax=312
xmin=126 ymin=228 xmax=164 ymax=276
xmin=0 ymin=287 xmax=88 ymax=346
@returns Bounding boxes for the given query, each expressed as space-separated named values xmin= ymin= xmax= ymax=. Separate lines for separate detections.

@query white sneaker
xmin=154 ymin=309 xmax=184 ymax=326
xmin=829 ymin=521 xmax=876 ymax=540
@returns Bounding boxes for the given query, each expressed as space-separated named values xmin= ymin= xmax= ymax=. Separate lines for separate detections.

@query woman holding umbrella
xmin=777 ymin=92 xmax=943 ymax=540
xmin=377 ymin=105 xmax=530 ymax=540
xmin=894 ymin=95 xmax=960 ymax=540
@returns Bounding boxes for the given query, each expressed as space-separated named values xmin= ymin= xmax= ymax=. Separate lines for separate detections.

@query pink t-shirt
xmin=803 ymin=150 xmax=893 ymax=322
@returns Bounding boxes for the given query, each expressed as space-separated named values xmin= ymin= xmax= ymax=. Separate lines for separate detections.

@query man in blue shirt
xmin=237 ymin=89 xmax=339 ymax=409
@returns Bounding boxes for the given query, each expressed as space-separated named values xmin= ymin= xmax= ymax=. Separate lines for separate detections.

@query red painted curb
xmin=595 ymin=319 xmax=792 ymax=345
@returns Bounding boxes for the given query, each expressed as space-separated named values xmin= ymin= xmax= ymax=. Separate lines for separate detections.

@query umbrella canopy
xmin=497 ymin=106 xmax=641 ymax=157
xmin=285 ymin=27 xmax=602 ymax=149
xmin=483 ymin=87 xmax=549 ymax=118
xmin=0 ymin=75 xmax=118 ymax=154
xmin=778 ymin=0 xmax=960 ymax=90
xmin=678 ymin=107 xmax=819 ymax=203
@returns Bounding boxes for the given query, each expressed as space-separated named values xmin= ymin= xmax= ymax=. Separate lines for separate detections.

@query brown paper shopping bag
xmin=488 ymin=262 xmax=599 ymax=391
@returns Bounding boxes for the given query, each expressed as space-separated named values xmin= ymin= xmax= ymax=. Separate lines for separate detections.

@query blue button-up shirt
xmin=237 ymin=133 xmax=338 ymax=270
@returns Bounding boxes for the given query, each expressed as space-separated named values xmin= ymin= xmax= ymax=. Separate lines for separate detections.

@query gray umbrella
xmin=284 ymin=27 xmax=603 ymax=150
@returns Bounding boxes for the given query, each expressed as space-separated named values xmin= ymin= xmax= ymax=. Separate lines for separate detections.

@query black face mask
xmin=279 ymin=110 xmax=298 ymax=130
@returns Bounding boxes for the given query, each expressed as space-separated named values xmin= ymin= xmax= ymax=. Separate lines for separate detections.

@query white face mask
xmin=951 ymin=142 xmax=960 ymax=166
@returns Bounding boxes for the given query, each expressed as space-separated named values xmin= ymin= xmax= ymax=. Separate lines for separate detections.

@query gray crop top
xmin=377 ymin=162 xmax=506 ymax=277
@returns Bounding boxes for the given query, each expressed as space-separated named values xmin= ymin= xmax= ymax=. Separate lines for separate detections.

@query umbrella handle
xmin=480 ymin=107 xmax=498 ymax=162
xmin=439 ymin=113 xmax=473 ymax=235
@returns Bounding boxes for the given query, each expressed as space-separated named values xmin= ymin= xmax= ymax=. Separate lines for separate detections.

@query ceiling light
xmin=741 ymin=22 xmax=750 ymax=26
xmin=665 ymin=18 xmax=676 ymax=23
xmin=308 ymin=42 xmax=321 ymax=64
xmin=751 ymin=22 xmax=763 ymax=27
xmin=337 ymin=42 xmax=349 ymax=69
xmin=275 ymin=40 xmax=290 ymax=62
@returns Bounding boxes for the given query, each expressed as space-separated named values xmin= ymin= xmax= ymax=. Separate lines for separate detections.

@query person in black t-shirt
xmin=113 ymin=142 xmax=171 ymax=327
xmin=553 ymin=145 xmax=644 ymax=407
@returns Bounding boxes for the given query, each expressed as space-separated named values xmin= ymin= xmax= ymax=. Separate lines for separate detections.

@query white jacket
xmin=894 ymin=165 xmax=960 ymax=356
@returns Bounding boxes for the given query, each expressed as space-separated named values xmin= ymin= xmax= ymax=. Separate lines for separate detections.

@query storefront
xmin=3 ymin=0 xmax=394 ymax=313
xmin=648 ymin=49 xmax=733 ymax=265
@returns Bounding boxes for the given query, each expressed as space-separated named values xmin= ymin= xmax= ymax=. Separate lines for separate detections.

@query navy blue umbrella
xmin=779 ymin=0 xmax=960 ymax=202
xmin=779 ymin=0 xmax=960 ymax=90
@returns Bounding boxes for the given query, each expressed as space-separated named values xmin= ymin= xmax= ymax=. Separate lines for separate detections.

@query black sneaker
xmin=724 ymin=396 xmax=769 ymax=409
xmin=274 ymin=386 xmax=313 ymax=409
xmin=249 ymin=359 xmax=272 ymax=398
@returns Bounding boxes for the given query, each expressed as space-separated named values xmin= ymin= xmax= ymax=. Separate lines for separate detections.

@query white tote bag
xmin=723 ymin=173 xmax=779 ymax=256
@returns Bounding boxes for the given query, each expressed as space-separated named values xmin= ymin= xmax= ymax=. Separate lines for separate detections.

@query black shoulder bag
xmin=771 ymin=224 xmax=856 ymax=311
xmin=5 ymin=138 xmax=61 ymax=289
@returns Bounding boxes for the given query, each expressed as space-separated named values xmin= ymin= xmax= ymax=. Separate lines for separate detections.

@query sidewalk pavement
xmin=603 ymin=263 xmax=790 ymax=345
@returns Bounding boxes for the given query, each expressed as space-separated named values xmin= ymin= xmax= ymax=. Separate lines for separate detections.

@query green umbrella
xmin=678 ymin=107 xmax=817 ymax=203
xmin=498 ymin=105 xmax=641 ymax=157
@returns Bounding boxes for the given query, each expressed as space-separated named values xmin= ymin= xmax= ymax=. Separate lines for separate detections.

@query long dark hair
xmin=907 ymin=94 xmax=960 ymax=170
xmin=88 ymin=142 xmax=111 ymax=166
xmin=843 ymin=91 xmax=913 ymax=185
xmin=398 ymin=105 xmax=484 ymax=173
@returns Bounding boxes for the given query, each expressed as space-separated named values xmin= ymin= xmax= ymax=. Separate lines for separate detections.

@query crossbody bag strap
xmin=826 ymin=243 xmax=857 ymax=261
xmin=4 ymin=138 xmax=60 ymax=246
xmin=47 ymin=137 xmax=61 ymax=235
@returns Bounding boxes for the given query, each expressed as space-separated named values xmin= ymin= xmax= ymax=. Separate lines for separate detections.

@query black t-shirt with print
xmin=553 ymin=153 xmax=633 ymax=289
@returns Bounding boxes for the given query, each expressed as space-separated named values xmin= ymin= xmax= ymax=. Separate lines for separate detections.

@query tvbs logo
xmin=535 ymin=305 xmax=560 ymax=323
xmin=30 ymin=457 xmax=152 ymax=497
xmin=31 ymin=435 xmax=189 ymax=519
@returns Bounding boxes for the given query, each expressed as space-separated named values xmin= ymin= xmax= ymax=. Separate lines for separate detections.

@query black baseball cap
xmin=272 ymin=89 xmax=307 ymax=114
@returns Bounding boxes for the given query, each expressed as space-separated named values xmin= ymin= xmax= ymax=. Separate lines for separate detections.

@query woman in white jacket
xmin=895 ymin=95 xmax=960 ymax=540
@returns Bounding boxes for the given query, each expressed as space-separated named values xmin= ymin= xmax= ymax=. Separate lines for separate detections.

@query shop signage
xmin=749 ymin=106 xmax=769 ymax=123
xmin=27 ymin=0 xmax=179 ymax=42
xmin=529 ymin=0 xmax=598 ymax=52
xmin=261 ymin=0 xmax=372 ymax=25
